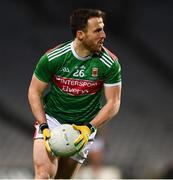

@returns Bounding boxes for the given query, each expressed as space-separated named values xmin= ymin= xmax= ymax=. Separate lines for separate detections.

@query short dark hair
xmin=70 ymin=8 xmax=106 ymax=37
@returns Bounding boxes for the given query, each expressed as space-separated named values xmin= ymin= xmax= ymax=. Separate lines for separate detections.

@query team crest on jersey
xmin=92 ymin=68 xmax=98 ymax=77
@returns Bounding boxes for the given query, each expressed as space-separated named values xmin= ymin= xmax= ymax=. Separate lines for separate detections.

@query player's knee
xmin=35 ymin=169 xmax=50 ymax=179
xmin=35 ymin=165 xmax=57 ymax=179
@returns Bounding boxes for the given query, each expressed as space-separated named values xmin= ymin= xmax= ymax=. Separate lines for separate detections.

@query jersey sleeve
xmin=104 ymin=59 xmax=122 ymax=86
xmin=34 ymin=54 xmax=54 ymax=82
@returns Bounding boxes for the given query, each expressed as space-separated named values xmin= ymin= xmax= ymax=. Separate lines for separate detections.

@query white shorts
xmin=33 ymin=114 xmax=97 ymax=164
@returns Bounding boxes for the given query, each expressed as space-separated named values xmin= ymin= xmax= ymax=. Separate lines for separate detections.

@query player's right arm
xmin=28 ymin=74 xmax=52 ymax=153
xmin=28 ymin=53 xmax=54 ymax=124
xmin=28 ymin=74 xmax=48 ymax=125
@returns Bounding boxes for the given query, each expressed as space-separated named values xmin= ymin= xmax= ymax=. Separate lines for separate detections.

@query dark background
xmin=0 ymin=0 xmax=173 ymax=178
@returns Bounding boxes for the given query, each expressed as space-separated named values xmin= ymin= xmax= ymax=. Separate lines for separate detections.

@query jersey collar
xmin=71 ymin=41 xmax=92 ymax=61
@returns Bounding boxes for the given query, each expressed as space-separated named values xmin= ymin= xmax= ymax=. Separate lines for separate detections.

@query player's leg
xmin=55 ymin=157 xmax=82 ymax=179
xmin=33 ymin=139 xmax=58 ymax=179
xmin=55 ymin=129 xmax=97 ymax=179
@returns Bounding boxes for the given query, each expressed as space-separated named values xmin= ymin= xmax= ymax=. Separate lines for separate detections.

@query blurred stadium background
xmin=0 ymin=0 xmax=173 ymax=178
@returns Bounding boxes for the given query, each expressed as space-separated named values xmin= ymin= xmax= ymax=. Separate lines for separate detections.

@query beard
xmin=83 ymin=39 xmax=102 ymax=53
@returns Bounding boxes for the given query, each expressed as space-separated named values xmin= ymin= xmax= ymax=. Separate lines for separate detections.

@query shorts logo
xmin=92 ymin=68 xmax=98 ymax=77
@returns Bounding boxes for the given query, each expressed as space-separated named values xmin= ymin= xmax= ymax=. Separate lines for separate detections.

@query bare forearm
xmin=28 ymin=90 xmax=47 ymax=125
xmin=91 ymin=100 xmax=120 ymax=128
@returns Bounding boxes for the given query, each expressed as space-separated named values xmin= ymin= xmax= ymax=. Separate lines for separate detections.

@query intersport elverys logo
xmin=53 ymin=75 xmax=103 ymax=96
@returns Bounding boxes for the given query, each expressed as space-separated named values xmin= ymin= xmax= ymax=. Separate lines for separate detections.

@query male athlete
xmin=28 ymin=8 xmax=122 ymax=179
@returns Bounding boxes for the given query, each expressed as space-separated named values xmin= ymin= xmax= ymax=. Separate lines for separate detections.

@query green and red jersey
xmin=34 ymin=41 xmax=121 ymax=124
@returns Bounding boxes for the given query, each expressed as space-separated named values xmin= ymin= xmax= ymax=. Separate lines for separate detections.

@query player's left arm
xmin=90 ymin=84 xmax=121 ymax=128
xmin=73 ymin=84 xmax=121 ymax=150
